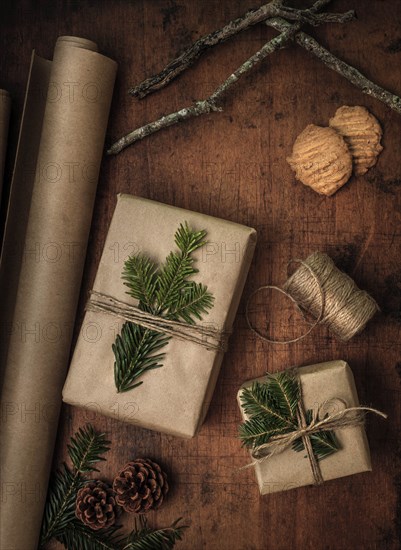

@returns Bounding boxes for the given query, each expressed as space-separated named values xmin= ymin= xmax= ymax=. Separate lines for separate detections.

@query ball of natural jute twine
xmin=246 ymin=251 xmax=379 ymax=344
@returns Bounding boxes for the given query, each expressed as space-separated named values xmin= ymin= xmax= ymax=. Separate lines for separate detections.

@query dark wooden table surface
xmin=1 ymin=1 xmax=401 ymax=549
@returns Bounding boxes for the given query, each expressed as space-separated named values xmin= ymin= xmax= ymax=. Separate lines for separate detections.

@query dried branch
xmin=129 ymin=1 xmax=355 ymax=98
xmin=266 ymin=16 xmax=401 ymax=114
xmin=107 ymin=0 xmax=350 ymax=155
xmin=107 ymin=102 xmax=218 ymax=155
xmin=108 ymin=24 xmax=299 ymax=155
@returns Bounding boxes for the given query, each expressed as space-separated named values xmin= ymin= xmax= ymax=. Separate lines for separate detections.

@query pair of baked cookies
xmin=287 ymin=106 xmax=383 ymax=196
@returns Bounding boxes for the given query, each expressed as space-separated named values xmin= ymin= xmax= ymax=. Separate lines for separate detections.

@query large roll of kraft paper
xmin=0 ymin=88 xmax=11 ymax=202
xmin=0 ymin=36 xmax=117 ymax=550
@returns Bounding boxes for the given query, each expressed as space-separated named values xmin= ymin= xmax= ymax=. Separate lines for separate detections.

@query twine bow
xmin=86 ymin=291 xmax=230 ymax=352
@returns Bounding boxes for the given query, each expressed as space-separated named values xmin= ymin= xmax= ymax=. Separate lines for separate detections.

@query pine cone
xmin=113 ymin=458 xmax=169 ymax=514
xmin=75 ymin=480 xmax=117 ymax=530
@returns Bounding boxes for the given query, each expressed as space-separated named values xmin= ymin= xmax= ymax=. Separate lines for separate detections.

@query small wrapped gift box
xmin=63 ymin=194 xmax=257 ymax=437
xmin=237 ymin=361 xmax=375 ymax=495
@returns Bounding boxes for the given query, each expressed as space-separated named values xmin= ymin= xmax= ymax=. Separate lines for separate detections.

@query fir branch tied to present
xmin=239 ymin=371 xmax=340 ymax=461
xmin=40 ymin=424 xmax=187 ymax=550
xmin=113 ymin=222 xmax=214 ymax=393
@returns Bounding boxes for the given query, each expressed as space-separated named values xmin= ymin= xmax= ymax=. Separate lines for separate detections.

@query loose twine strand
xmin=246 ymin=252 xmax=379 ymax=344
xmin=86 ymin=291 xmax=230 ymax=352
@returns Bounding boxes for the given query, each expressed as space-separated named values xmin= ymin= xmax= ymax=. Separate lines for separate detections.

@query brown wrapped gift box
xmin=237 ymin=361 xmax=372 ymax=495
xmin=63 ymin=194 xmax=257 ymax=437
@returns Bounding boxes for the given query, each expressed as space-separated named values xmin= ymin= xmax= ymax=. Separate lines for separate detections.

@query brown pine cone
xmin=75 ymin=480 xmax=117 ymax=530
xmin=113 ymin=458 xmax=169 ymax=514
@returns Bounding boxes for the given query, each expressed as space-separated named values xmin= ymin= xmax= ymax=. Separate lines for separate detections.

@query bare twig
xmin=108 ymin=25 xmax=298 ymax=155
xmin=107 ymin=101 xmax=220 ymax=155
xmin=107 ymin=0 xmax=344 ymax=155
xmin=129 ymin=1 xmax=355 ymax=98
xmin=266 ymin=16 xmax=401 ymax=114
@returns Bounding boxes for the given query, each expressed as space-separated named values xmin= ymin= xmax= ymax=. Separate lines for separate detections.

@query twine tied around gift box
xmin=246 ymin=252 xmax=379 ymax=343
xmin=246 ymin=373 xmax=387 ymax=485
xmin=86 ymin=291 xmax=230 ymax=352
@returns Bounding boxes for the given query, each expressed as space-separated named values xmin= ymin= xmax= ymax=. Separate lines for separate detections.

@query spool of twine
xmin=285 ymin=252 xmax=379 ymax=341
xmin=246 ymin=251 xmax=379 ymax=344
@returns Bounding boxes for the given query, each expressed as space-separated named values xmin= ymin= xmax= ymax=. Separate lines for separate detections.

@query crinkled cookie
xmin=287 ymin=124 xmax=353 ymax=196
xmin=329 ymin=105 xmax=383 ymax=176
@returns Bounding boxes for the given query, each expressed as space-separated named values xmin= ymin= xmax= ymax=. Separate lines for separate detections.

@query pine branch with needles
xmin=55 ymin=522 xmax=124 ymax=550
xmin=40 ymin=425 xmax=112 ymax=547
xmin=113 ymin=222 xmax=214 ymax=392
xmin=122 ymin=517 xmax=187 ymax=550
xmin=239 ymin=372 xmax=340 ymax=461
xmin=55 ymin=517 xmax=187 ymax=550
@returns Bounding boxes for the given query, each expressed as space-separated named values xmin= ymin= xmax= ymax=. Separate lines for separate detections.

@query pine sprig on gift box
xmin=113 ymin=222 xmax=214 ymax=393
xmin=239 ymin=372 xmax=340 ymax=461
xmin=40 ymin=424 xmax=187 ymax=550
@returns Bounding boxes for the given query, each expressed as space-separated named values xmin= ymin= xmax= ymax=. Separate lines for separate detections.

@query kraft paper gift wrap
xmin=0 ymin=88 xmax=11 ymax=201
xmin=0 ymin=37 xmax=116 ymax=550
xmin=63 ymin=193 xmax=257 ymax=437
xmin=237 ymin=361 xmax=372 ymax=495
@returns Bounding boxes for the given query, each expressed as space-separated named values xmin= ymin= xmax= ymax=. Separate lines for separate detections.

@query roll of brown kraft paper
xmin=0 ymin=88 xmax=11 ymax=203
xmin=0 ymin=36 xmax=117 ymax=550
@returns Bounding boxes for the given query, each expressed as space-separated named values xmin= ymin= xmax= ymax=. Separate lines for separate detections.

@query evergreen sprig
xmin=40 ymin=425 xmax=111 ymax=546
xmin=67 ymin=424 xmax=111 ymax=473
xmin=113 ymin=222 xmax=214 ymax=392
xmin=122 ymin=517 xmax=187 ymax=550
xmin=239 ymin=372 xmax=340 ymax=461
xmin=56 ymin=522 xmax=124 ymax=550
xmin=40 ymin=424 xmax=187 ymax=550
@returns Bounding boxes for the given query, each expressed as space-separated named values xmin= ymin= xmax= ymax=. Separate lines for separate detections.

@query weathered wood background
xmin=1 ymin=0 xmax=401 ymax=548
